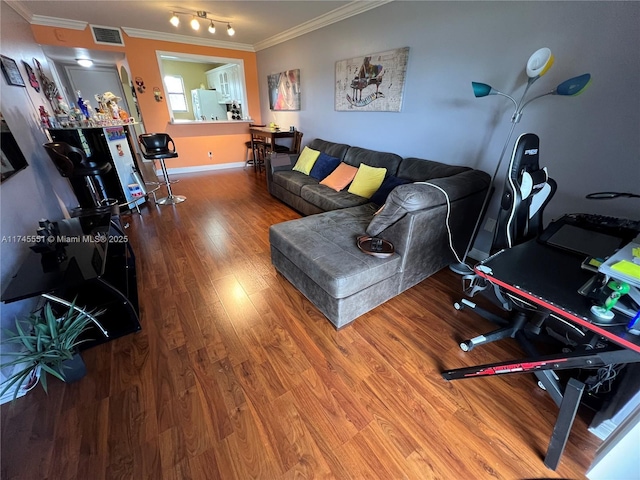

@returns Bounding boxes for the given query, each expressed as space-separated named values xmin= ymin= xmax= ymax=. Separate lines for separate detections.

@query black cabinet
xmin=48 ymin=125 xmax=145 ymax=211
xmin=1 ymin=212 xmax=141 ymax=348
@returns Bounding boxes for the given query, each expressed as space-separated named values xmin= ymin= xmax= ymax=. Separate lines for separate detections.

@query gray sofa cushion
xmin=398 ymin=157 xmax=471 ymax=182
xmin=272 ymin=170 xmax=319 ymax=196
xmin=269 ymin=204 xmax=401 ymax=299
xmin=307 ymin=138 xmax=350 ymax=161
xmin=343 ymin=146 xmax=402 ymax=175
xmin=366 ymin=169 xmax=491 ymax=236
xmin=301 ymin=184 xmax=371 ymax=211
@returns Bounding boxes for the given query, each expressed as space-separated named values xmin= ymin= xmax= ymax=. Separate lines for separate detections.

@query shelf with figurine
xmin=40 ymin=90 xmax=138 ymax=131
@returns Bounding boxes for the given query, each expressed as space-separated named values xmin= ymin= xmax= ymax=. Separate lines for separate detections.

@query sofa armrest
xmin=266 ymin=153 xmax=298 ymax=192
xmin=366 ymin=169 xmax=490 ymax=236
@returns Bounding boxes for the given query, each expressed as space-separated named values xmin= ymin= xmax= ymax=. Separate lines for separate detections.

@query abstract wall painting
xmin=268 ymin=69 xmax=301 ymax=111
xmin=335 ymin=47 xmax=409 ymax=112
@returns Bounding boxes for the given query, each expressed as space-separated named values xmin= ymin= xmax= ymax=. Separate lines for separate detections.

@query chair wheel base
xmin=460 ymin=341 xmax=473 ymax=352
xmin=156 ymin=195 xmax=186 ymax=205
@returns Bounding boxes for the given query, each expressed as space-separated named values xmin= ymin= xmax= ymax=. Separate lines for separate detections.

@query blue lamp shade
xmin=472 ymin=82 xmax=494 ymax=98
xmin=556 ymin=73 xmax=591 ymax=96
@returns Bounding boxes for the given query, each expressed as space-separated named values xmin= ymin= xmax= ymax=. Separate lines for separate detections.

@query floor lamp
xmin=450 ymin=47 xmax=592 ymax=275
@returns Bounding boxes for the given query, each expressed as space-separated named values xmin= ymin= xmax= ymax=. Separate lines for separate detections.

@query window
xmin=164 ymin=75 xmax=188 ymax=112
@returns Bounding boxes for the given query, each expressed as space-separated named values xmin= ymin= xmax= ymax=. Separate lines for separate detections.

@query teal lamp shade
xmin=472 ymin=82 xmax=494 ymax=98
xmin=556 ymin=74 xmax=591 ymax=96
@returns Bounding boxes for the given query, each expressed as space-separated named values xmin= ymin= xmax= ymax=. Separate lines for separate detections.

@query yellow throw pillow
xmin=348 ymin=164 xmax=387 ymax=198
xmin=292 ymin=147 xmax=320 ymax=175
xmin=320 ymin=163 xmax=358 ymax=191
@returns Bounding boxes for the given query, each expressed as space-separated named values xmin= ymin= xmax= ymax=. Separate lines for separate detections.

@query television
xmin=1 ymin=113 xmax=29 ymax=183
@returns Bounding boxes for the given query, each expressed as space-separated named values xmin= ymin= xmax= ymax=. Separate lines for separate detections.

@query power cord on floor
xmin=413 ymin=182 xmax=463 ymax=265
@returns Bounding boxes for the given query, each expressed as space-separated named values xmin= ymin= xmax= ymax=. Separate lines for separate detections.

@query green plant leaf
xmin=40 ymin=369 xmax=48 ymax=393
xmin=0 ymin=366 xmax=36 ymax=401
xmin=45 ymin=303 xmax=59 ymax=343
xmin=13 ymin=318 xmax=35 ymax=353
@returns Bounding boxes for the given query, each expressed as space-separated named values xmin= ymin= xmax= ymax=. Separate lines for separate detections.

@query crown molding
xmin=31 ymin=14 xmax=88 ymax=30
xmin=253 ymin=0 xmax=394 ymax=51
xmin=4 ymin=1 xmax=32 ymax=23
xmin=121 ymin=27 xmax=255 ymax=52
xmin=4 ymin=0 xmax=390 ymax=52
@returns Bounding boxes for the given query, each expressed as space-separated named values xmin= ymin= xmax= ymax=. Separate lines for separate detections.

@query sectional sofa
xmin=267 ymin=138 xmax=490 ymax=328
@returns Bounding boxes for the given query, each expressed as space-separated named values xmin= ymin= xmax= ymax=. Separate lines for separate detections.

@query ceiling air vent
xmin=90 ymin=25 xmax=125 ymax=46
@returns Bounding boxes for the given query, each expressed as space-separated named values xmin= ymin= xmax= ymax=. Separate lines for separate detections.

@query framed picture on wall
xmin=335 ymin=47 xmax=409 ymax=112
xmin=22 ymin=60 xmax=40 ymax=92
xmin=268 ymin=69 xmax=301 ymax=111
xmin=0 ymin=55 xmax=26 ymax=87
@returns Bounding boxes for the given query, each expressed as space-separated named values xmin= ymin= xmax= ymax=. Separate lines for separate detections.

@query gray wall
xmin=256 ymin=1 xmax=640 ymax=229
xmin=0 ymin=5 xmax=77 ymax=325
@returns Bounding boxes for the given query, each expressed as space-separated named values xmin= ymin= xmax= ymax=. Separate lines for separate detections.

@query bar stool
xmin=273 ymin=131 xmax=304 ymax=155
xmin=138 ymin=133 xmax=186 ymax=205
xmin=43 ymin=142 xmax=116 ymax=210
xmin=244 ymin=140 xmax=266 ymax=168
xmin=245 ymin=124 xmax=267 ymax=170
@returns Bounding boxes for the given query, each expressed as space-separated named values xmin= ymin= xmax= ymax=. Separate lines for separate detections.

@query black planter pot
xmin=59 ymin=353 xmax=87 ymax=383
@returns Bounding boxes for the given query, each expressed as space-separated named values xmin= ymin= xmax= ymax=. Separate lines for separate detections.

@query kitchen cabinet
xmin=205 ymin=64 xmax=244 ymax=106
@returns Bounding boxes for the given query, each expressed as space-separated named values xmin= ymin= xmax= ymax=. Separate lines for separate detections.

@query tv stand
xmin=1 ymin=211 xmax=141 ymax=348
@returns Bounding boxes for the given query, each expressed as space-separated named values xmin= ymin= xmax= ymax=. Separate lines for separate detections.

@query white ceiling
xmin=5 ymin=1 xmax=391 ymax=52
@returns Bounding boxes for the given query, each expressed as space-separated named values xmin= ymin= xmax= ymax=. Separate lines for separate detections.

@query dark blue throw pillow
xmin=309 ymin=152 xmax=341 ymax=181
xmin=370 ymin=175 xmax=411 ymax=206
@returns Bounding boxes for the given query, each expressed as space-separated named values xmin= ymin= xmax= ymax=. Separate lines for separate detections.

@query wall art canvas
xmin=335 ymin=47 xmax=409 ymax=112
xmin=268 ymin=69 xmax=300 ymax=111
xmin=0 ymin=55 xmax=25 ymax=87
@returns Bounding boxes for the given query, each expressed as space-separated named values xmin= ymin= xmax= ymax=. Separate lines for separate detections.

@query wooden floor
xmin=1 ymin=168 xmax=600 ymax=479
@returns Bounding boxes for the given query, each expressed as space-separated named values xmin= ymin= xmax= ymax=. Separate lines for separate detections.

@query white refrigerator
xmin=191 ymin=89 xmax=227 ymax=121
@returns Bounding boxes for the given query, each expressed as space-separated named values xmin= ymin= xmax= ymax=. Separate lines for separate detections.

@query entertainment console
xmin=1 ymin=211 xmax=141 ymax=348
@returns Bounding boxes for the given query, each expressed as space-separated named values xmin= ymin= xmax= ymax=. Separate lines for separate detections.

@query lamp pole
xmin=450 ymin=48 xmax=591 ymax=275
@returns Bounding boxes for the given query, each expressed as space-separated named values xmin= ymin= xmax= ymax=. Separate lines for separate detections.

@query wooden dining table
xmin=249 ymin=126 xmax=296 ymax=171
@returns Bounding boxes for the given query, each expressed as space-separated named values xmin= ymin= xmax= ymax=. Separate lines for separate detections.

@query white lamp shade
xmin=190 ymin=18 xmax=200 ymax=30
xmin=526 ymin=48 xmax=554 ymax=78
xmin=169 ymin=14 xmax=179 ymax=27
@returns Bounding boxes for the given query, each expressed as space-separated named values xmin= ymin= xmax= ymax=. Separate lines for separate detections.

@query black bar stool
xmin=138 ymin=133 xmax=186 ymax=205
xmin=43 ymin=142 xmax=116 ymax=210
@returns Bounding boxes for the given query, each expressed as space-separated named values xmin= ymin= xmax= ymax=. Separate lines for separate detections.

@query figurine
xmin=55 ymin=95 xmax=70 ymax=114
xmin=39 ymin=106 xmax=51 ymax=128
xmin=76 ymin=90 xmax=90 ymax=119
xmin=102 ymin=91 xmax=129 ymax=121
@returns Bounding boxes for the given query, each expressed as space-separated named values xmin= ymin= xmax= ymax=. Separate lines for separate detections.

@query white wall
xmin=0 ymin=5 xmax=77 ymax=324
xmin=256 ymin=1 xmax=640 ymax=226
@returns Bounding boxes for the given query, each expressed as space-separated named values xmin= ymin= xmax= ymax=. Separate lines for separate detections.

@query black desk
xmin=1 ymin=212 xmax=141 ymax=348
xmin=442 ymin=240 xmax=640 ymax=469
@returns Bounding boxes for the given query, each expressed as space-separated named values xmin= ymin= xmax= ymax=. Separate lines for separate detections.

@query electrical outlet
xmin=207 ymin=151 xmax=212 ymax=158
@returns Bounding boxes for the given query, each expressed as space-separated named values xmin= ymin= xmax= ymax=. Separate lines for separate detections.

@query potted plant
xmin=0 ymin=300 xmax=100 ymax=401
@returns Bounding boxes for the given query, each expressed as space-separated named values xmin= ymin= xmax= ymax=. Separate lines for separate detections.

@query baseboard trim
xmin=156 ymin=162 xmax=246 ymax=175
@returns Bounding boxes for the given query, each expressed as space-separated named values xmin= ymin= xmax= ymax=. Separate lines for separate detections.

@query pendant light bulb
xmin=227 ymin=23 xmax=235 ymax=36
xmin=191 ymin=17 xmax=200 ymax=30
xmin=169 ymin=13 xmax=180 ymax=27
xmin=208 ymin=21 xmax=216 ymax=34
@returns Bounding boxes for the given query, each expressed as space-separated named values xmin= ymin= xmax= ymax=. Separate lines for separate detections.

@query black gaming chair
xmin=455 ymin=133 xmax=557 ymax=351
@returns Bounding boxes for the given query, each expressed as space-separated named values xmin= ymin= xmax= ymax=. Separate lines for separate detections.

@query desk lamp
xmin=450 ymin=48 xmax=591 ymax=275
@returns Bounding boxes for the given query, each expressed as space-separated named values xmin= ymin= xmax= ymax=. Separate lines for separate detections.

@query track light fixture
xmin=169 ymin=10 xmax=235 ymax=36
